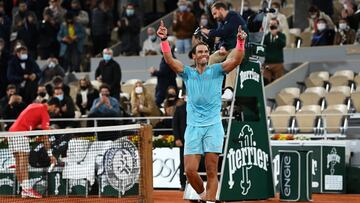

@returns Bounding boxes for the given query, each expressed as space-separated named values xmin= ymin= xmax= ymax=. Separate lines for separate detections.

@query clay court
xmin=0 ymin=191 xmax=359 ymax=202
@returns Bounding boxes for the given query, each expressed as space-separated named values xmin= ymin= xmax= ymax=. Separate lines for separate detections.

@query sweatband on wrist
xmin=160 ymin=41 xmax=171 ymax=53
xmin=236 ymin=39 xmax=245 ymax=51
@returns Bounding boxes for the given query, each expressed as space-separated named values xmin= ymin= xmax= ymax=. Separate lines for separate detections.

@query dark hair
xmin=99 ymin=84 xmax=111 ymax=92
xmin=65 ymin=11 xmax=74 ymax=20
xmin=47 ymin=97 xmax=61 ymax=107
xmin=308 ymin=5 xmax=319 ymax=13
xmin=191 ymin=42 xmax=209 ymax=55
xmin=271 ymin=2 xmax=280 ymax=8
xmin=211 ymin=2 xmax=227 ymax=10
xmin=15 ymin=45 xmax=27 ymax=53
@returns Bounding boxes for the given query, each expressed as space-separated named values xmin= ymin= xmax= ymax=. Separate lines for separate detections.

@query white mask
xmin=339 ymin=23 xmax=347 ymax=30
xmin=135 ymin=86 xmax=143 ymax=94
xmin=243 ymin=6 xmax=249 ymax=11
xmin=317 ymin=23 xmax=326 ymax=31
xmin=48 ymin=62 xmax=56 ymax=68
xmin=200 ymin=19 xmax=208 ymax=26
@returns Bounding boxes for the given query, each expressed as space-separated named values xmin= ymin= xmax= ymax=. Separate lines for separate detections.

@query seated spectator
xmin=2 ymin=94 xmax=27 ymax=130
xmin=311 ymin=18 xmax=335 ymax=46
xmin=0 ymin=39 xmax=11 ymax=98
xmin=117 ymin=3 xmax=141 ymax=56
xmin=57 ymin=11 xmax=85 ymax=73
xmin=38 ymin=8 xmax=60 ymax=60
xmin=340 ymin=0 xmax=359 ymax=31
xmin=46 ymin=76 xmax=70 ymax=97
xmin=131 ymin=81 xmax=161 ymax=122
xmin=76 ymin=78 xmax=99 ymax=115
xmin=52 ymin=86 xmax=76 ymax=128
xmin=306 ymin=5 xmax=335 ymax=33
xmin=7 ymin=45 xmax=41 ymax=104
xmin=141 ymin=27 xmax=161 ymax=56
xmin=154 ymin=86 xmax=178 ymax=135
xmin=40 ymin=57 xmax=65 ymax=84
xmin=34 ymin=84 xmax=50 ymax=103
xmin=95 ymin=48 xmax=121 ymax=100
xmin=334 ymin=18 xmax=356 ymax=45
xmin=0 ymin=84 xmax=16 ymax=117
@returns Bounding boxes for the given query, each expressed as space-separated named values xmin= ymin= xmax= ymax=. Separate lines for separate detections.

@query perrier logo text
xmin=227 ymin=125 xmax=270 ymax=195
xmin=239 ymin=69 xmax=260 ymax=89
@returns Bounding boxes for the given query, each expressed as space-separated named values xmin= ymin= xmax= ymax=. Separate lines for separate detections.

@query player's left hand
xmin=50 ymin=155 xmax=57 ymax=165
xmin=237 ymin=25 xmax=247 ymax=41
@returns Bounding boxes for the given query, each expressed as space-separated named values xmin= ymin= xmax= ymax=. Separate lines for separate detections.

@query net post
xmin=139 ymin=124 xmax=153 ymax=203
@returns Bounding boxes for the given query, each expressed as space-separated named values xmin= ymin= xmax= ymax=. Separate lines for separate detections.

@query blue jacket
xmin=208 ymin=11 xmax=247 ymax=50
xmin=57 ymin=22 xmax=86 ymax=56
xmin=89 ymin=96 xmax=121 ymax=116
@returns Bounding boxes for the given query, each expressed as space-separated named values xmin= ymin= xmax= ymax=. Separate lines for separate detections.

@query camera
xmin=193 ymin=27 xmax=208 ymax=42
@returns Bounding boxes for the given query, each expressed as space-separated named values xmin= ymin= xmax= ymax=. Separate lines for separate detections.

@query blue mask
xmin=126 ymin=9 xmax=134 ymax=16
xmin=103 ymin=54 xmax=112 ymax=61
xmin=179 ymin=5 xmax=187 ymax=12
xmin=56 ymin=94 xmax=64 ymax=101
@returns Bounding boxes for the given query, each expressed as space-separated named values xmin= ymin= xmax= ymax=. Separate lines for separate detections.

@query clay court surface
xmin=0 ymin=191 xmax=359 ymax=202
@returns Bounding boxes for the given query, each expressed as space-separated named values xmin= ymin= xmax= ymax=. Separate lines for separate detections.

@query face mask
xmin=339 ymin=23 xmax=347 ymax=30
xmin=310 ymin=14 xmax=317 ymax=19
xmin=317 ymin=23 xmax=326 ymax=31
xmin=103 ymin=54 xmax=112 ymax=61
xmin=270 ymin=25 xmax=278 ymax=30
xmin=20 ymin=54 xmax=28 ymax=60
xmin=343 ymin=4 xmax=348 ymax=10
xmin=243 ymin=6 xmax=249 ymax=11
xmin=48 ymin=62 xmax=56 ymax=68
xmin=38 ymin=92 xmax=46 ymax=97
xmin=179 ymin=5 xmax=187 ymax=12
xmin=200 ymin=19 xmax=208 ymax=26
xmin=135 ymin=86 xmax=143 ymax=94
xmin=149 ymin=35 xmax=157 ymax=42
xmin=126 ymin=9 xmax=134 ymax=16
xmin=56 ymin=94 xmax=64 ymax=101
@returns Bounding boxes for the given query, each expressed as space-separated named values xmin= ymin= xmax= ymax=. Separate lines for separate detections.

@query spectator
xmin=141 ymin=27 xmax=161 ymax=56
xmin=7 ymin=46 xmax=41 ymax=104
xmin=241 ymin=0 xmax=256 ymax=22
xmin=192 ymin=0 xmax=207 ymax=22
xmin=201 ymin=2 xmax=247 ymax=101
xmin=117 ymin=3 xmax=141 ymax=56
xmin=46 ymin=0 xmax=66 ymax=25
xmin=46 ymin=76 xmax=70 ymax=97
xmin=0 ymin=39 xmax=10 ymax=98
xmin=95 ymin=48 xmax=121 ymax=100
xmin=192 ymin=13 xmax=215 ymax=52
xmin=263 ymin=19 xmax=286 ymax=84
xmin=2 ymin=94 xmax=27 ymax=130
xmin=0 ymin=84 xmax=16 ymax=116
xmin=306 ymin=5 xmax=335 ymax=33
xmin=148 ymin=51 xmax=177 ymax=107
xmin=57 ymin=12 xmax=86 ymax=72
xmin=311 ymin=18 xmax=335 ymax=46
xmin=130 ymin=81 xmax=161 ymax=119
xmin=52 ymin=86 xmax=76 ymax=128
xmin=34 ymin=84 xmax=50 ymax=103
xmin=91 ymin=0 xmax=112 ymax=55
xmin=334 ymin=18 xmax=356 ymax=45
xmin=172 ymin=0 xmax=197 ymax=54
xmin=0 ymin=2 xmax=11 ymax=48
xmin=38 ymin=8 xmax=60 ymax=59
xmin=40 ymin=57 xmax=65 ymax=84
xmin=69 ymin=0 xmax=89 ymax=27
xmin=76 ymin=78 xmax=99 ymax=115
xmin=13 ymin=1 xmax=39 ymax=58
xmin=340 ymin=1 xmax=359 ymax=31
xmin=267 ymin=2 xmax=290 ymax=47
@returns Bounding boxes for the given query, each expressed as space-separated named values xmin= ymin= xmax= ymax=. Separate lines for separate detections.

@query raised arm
xmin=157 ymin=20 xmax=184 ymax=73
xmin=222 ymin=26 xmax=247 ymax=73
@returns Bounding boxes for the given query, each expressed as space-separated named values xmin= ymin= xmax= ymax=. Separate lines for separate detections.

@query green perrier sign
xmin=218 ymin=59 xmax=275 ymax=200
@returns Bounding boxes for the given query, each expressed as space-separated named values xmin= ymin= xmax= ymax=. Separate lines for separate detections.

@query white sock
xmin=198 ymin=190 xmax=206 ymax=200
xmin=21 ymin=179 xmax=31 ymax=189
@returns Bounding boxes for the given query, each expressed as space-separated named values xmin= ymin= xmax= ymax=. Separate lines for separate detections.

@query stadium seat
xmin=300 ymin=31 xmax=312 ymax=47
xmin=322 ymin=104 xmax=348 ymax=133
xmin=143 ymin=83 xmax=156 ymax=98
xmin=305 ymin=71 xmax=330 ymax=88
xmin=296 ymin=105 xmax=321 ymax=133
xmin=275 ymin=87 xmax=300 ymax=106
xmin=270 ymin=105 xmax=295 ymax=133
xmin=351 ymin=89 xmax=360 ymax=112
xmin=354 ymin=74 xmax=360 ymax=88
xmin=125 ymin=79 xmax=142 ymax=85
xmin=329 ymin=70 xmax=354 ymax=87
xmin=325 ymin=86 xmax=350 ymax=106
xmin=299 ymin=86 xmax=326 ymax=106
xmin=121 ymin=79 xmax=142 ymax=95
xmin=145 ymin=77 xmax=157 ymax=85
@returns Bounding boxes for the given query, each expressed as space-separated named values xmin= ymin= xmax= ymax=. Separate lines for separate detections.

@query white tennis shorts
xmin=8 ymin=136 xmax=30 ymax=153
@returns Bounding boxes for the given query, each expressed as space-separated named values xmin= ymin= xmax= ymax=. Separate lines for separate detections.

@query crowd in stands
xmin=0 ymin=0 xmax=360 ymax=133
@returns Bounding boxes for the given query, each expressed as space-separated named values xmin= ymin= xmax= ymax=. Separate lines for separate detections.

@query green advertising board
xmin=48 ymin=167 xmax=67 ymax=196
xmin=218 ymin=59 xmax=275 ymax=201
xmin=322 ymin=146 xmax=346 ymax=193
xmin=0 ymin=169 xmax=16 ymax=195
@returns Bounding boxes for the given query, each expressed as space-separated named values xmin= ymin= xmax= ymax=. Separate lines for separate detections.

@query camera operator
xmin=192 ymin=14 xmax=215 ymax=53
xmin=200 ymin=2 xmax=247 ymax=101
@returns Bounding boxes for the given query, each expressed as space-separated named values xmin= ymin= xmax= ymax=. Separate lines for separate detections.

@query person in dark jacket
xmin=52 ymin=86 xmax=76 ymax=128
xmin=91 ymin=0 xmax=112 ymax=55
xmin=0 ymin=39 xmax=10 ymax=98
xmin=39 ymin=57 xmax=65 ymax=84
xmin=7 ymin=46 xmax=41 ymax=104
xmin=0 ymin=84 xmax=16 ymax=117
xmin=95 ymin=48 xmax=121 ymax=101
xmin=117 ymin=3 xmax=141 ymax=56
xmin=76 ymin=77 xmax=99 ymax=115
xmin=148 ymin=51 xmax=177 ymax=107
xmin=311 ymin=18 xmax=335 ymax=47
xmin=2 ymin=94 xmax=27 ymax=130
xmin=38 ymin=8 xmax=60 ymax=59
xmin=0 ymin=3 xmax=11 ymax=49
xmin=263 ymin=19 xmax=286 ymax=84
xmin=172 ymin=92 xmax=187 ymax=190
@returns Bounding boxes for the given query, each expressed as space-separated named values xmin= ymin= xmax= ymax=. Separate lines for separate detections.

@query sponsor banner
xmin=67 ymin=179 xmax=88 ymax=196
xmin=0 ymin=169 xmax=16 ymax=195
xmin=153 ymin=148 xmax=181 ymax=188
xmin=322 ymin=146 xmax=345 ymax=193
xmin=48 ymin=167 xmax=67 ymax=196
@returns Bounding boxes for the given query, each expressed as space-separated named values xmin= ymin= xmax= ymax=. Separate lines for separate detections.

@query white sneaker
xmin=221 ymin=89 xmax=234 ymax=101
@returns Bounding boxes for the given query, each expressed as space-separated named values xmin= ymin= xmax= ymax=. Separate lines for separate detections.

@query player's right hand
xmin=237 ymin=25 xmax=247 ymax=41
xmin=157 ymin=20 xmax=167 ymax=39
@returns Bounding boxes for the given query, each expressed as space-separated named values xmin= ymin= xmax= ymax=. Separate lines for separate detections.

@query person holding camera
xmin=200 ymin=2 xmax=247 ymax=101
xmin=263 ymin=19 xmax=286 ymax=84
